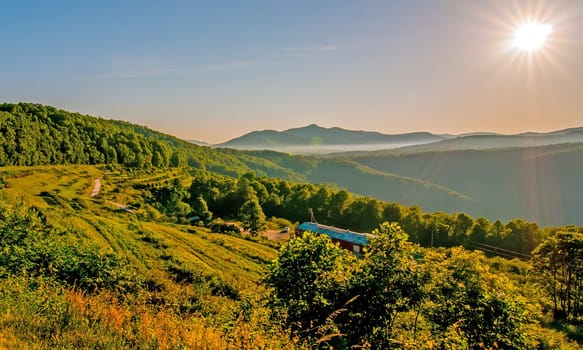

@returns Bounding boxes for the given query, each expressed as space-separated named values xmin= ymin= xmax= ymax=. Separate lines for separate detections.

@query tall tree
xmin=532 ymin=231 xmax=583 ymax=320
xmin=239 ymin=199 xmax=266 ymax=236
xmin=190 ymin=195 xmax=212 ymax=222
xmin=424 ymin=248 xmax=534 ymax=348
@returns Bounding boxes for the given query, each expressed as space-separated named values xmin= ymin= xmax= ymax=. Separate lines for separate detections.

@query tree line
xmin=155 ymin=170 xmax=583 ymax=256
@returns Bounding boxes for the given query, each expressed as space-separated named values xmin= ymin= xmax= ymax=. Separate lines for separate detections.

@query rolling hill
xmin=0 ymin=165 xmax=278 ymax=288
xmin=0 ymin=165 xmax=296 ymax=348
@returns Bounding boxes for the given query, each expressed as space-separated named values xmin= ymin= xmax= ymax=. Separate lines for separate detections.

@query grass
xmin=0 ymin=165 xmax=102 ymax=202
xmin=0 ymin=277 xmax=295 ymax=349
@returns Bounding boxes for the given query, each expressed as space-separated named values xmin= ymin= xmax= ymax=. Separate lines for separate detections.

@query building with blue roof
xmin=295 ymin=222 xmax=374 ymax=255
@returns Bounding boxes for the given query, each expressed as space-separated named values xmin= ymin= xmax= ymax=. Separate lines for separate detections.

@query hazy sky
xmin=2 ymin=1 xmax=582 ymax=143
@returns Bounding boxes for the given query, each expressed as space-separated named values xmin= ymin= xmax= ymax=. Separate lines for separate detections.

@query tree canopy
xmin=239 ymin=199 xmax=267 ymax=236
xmin=264 ymin=223 xmax=543 ymax=348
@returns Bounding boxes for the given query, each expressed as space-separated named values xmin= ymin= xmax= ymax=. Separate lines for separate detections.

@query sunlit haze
xmin=1 ymin=1 xmax=582 ymax=143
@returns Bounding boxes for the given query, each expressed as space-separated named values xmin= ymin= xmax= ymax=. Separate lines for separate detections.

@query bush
xmin=208 ymin=220 xmax=242 ymax=235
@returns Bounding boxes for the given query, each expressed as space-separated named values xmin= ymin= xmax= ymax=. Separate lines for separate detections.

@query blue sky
xmin=2 ymin=1 xmax=582 ymax=143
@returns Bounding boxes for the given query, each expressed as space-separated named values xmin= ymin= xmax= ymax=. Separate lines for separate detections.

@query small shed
xmin=295 ymin=222 xmax=373 ymax=255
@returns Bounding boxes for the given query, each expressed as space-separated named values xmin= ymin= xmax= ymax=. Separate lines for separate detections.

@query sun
xmin=514 ymin=23 xmax=552 ymax=51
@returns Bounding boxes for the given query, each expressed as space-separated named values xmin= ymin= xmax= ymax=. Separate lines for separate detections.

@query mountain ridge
xmin=216 ymin=123 xmax=583 ymax=155
xmin=386 ymin=128 xmax=583 ymax=154
xmin=217 ymin=124 xmax=445 ymax=149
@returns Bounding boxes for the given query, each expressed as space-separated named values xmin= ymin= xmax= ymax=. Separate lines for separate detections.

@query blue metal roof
xmin=297 ymin=222 xmax=372 ymax=246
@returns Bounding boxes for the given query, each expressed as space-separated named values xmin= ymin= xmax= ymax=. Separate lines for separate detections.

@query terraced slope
xmin=0 ymin=165 xmax=277 ymax=291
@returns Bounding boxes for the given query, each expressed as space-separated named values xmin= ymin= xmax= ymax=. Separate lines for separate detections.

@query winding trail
xmin=90 ymin=177 xmax=102 ymax=197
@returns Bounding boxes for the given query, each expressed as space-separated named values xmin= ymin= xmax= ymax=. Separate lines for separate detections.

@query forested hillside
xmin=248 ymin=150 xmax=477 ymax=214
xmin=340 ymin=144 xmax=583 ymax=226
xmin=4 ymin=103 xmax=583 ymax=227
xmin=181 ymin=169 xmax=582 ymax=256
xmin=0 ymin=103 xmax=301 ymax=181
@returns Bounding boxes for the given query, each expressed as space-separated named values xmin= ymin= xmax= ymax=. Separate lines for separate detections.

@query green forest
xmin=0 ymin=104 xmax=582 ymax=348
xmin=266 ymin=225 xmax=583 ymax=348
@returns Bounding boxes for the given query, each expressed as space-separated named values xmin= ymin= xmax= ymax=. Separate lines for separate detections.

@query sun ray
xmin=461 ymin=0 xmax=574 ymax=97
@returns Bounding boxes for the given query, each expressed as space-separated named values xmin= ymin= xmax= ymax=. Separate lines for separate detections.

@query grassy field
xmin=0 ymin=165 xmax=296 ymax=349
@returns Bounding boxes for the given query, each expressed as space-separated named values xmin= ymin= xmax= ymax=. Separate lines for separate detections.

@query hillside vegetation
xmin=0 ymin=165 xmax=295 ymax=349
xmin=0 ymin=166 xmax=582 ymax=347
xmin=265 ymin=227 xmax=583 ymax=348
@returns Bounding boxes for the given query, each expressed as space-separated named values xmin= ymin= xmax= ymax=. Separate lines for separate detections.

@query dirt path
xmin=90 ymin=177 xmax=102 ymax=197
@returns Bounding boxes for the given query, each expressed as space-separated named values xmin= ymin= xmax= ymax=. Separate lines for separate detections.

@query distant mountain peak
xmin=217 ymin=124 xmax=445 ymax=152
